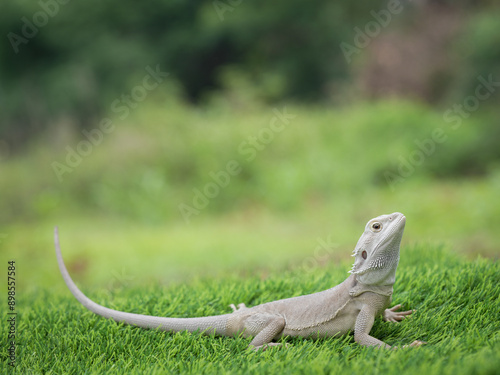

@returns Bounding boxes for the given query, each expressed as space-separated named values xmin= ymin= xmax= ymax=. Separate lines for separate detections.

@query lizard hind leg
xmin=246 ymin=314 xmax=286 ymax=351
xmin=229 ymin=303 xmax=247 ymax=312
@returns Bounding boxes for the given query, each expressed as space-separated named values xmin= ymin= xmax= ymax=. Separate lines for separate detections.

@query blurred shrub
xmin=449 ymin=9 xmax=500 ymax=103
xmin=433 ymin=9 xmax=500 ymax=176
xmin=1 ymin=0 xmax=498 ymax=182
xmin=1 ymin=99 xmax=498 ymax=225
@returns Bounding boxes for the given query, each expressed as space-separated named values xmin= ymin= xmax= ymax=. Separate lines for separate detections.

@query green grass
xmin=2 ymin=245 xmax=499 ymax=374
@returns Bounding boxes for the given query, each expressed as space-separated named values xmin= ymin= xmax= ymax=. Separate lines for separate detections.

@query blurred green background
xmin=0 ymin=0 xmax=499 ymax=291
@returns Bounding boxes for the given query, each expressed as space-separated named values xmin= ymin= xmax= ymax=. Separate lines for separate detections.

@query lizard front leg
xmin=354 ymin=305 xmax=391 ymax=348
xmin=355 ymin=305 xmax=425 ymax=349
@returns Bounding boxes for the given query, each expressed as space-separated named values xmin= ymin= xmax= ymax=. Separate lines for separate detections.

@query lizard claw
xmin=393 ymin=340 xmax=427 ymax=349
xmin=383 ymin=304 xmax=415 ymax=322
xmin=409 ymin=340 xmax=426 ymax=347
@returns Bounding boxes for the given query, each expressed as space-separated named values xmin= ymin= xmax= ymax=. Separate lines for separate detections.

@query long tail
xmin=54 ymin=227 xmax=229 ymax=335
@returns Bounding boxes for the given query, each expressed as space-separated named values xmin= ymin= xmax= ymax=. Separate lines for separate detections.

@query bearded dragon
xmin=54 ymin=212 xmax=424 ymax=350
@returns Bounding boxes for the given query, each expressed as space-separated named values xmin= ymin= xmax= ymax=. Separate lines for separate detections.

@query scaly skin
xmin=54 ymin=212 xmax=425 ymax=350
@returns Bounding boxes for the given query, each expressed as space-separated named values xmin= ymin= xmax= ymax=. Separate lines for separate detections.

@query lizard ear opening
xmin=362 ymin=250 xmax=367 ymax=260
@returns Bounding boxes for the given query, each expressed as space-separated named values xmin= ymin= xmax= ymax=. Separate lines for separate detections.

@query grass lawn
xmin=2 ymin=245 xmax=498 ymax=374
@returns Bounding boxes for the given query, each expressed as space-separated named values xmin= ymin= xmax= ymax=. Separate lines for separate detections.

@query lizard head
xmin=349 ymin=212 xmax=406 ymax=286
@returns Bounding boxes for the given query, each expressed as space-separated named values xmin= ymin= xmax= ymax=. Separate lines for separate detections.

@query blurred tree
xmin=0 ymin=0 xmax=498 ymax=151
xmin=0 ymin=0 xmax=386 ymax=148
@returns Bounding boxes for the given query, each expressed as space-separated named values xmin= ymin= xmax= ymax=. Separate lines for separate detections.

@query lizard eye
xmin=371 ymin=222 xmax=382 ymax=232
xmin=362 ymin=250 xmax=367 ymax=259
